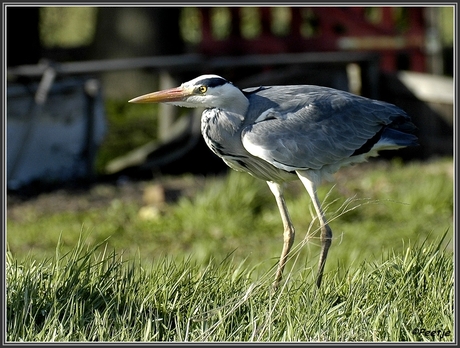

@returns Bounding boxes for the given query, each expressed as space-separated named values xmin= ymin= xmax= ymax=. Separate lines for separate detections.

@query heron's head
xmin=129 ymin=74 xmax=249 ymax=114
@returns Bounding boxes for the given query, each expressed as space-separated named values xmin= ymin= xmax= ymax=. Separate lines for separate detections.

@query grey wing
xmin=241 ymin=93 xmax=398 ymax=172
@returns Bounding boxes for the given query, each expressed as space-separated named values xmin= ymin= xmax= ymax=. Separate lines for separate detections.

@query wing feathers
xmin=241 ymin=87 xmax=416 ymax=171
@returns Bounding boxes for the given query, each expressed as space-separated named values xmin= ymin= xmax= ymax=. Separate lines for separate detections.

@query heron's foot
xmin=272 ymin=279 xmax=280 ymax=292
xmin=316 ymin=225 xmax=332 ymax=288
xmin=272 ymin=263 xmax=284 ymax=291
xmin=316 ymin=271 xmax=324 ymax=288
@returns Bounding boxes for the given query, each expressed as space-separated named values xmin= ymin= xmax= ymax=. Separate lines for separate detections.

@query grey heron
xmin=129 ymin=74 xmax=418 ymax=289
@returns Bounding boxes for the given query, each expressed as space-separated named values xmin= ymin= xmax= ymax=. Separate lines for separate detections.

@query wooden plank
xmin=8 ymin=52 xmax=379 ymax=78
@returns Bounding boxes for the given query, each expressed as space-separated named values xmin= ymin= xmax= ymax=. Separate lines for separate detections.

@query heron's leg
xmin=266 ymin=181 xmax=295 ymax=290
xmin=296 ymin=171 xmax=332 ymax=288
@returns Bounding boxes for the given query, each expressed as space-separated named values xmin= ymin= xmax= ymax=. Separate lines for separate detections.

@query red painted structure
xmin=197 ymin=7 xmax=426 ymax=73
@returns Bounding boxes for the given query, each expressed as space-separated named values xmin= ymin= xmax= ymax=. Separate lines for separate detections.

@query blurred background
xmin=5 ymin=6 xmax=454 ymax=277
xmin=6 ymin=6 xmax=454 ymax=192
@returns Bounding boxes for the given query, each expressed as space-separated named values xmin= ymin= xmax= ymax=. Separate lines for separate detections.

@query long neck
xmin=216 ymin=87 xmax=250 ymax=115
xmin=201 ymin=108 xmax=245 ymax=159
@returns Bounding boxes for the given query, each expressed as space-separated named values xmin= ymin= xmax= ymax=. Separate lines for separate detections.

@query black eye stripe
xmin=198 ymin=77 xmax=229 ymax=88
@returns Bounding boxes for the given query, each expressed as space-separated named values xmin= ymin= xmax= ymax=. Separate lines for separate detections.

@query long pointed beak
xmin=128 ymin=86 xmax=193 ymax=103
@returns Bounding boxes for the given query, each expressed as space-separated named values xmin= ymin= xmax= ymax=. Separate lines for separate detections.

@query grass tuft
xmin=7 ymin=230 xmax=453 ymax=342
xmin=7 ymin=158 xmax=454 ymax=341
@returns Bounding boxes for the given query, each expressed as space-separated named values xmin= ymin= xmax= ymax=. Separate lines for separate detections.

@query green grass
xmin=6 ymin=157 xmax=454 ymax=341
xmin=6 ymin=232 xmax=453 ymax=341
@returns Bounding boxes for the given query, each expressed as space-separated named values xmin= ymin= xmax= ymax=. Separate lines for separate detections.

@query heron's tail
xmin=381 ymin=127 xmax=419 ymax=148
xmin=382 ymin=115 xmax=419 ymax=147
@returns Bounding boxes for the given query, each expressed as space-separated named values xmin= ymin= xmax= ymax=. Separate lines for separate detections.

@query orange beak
xmin=128 ymin=86 xmax=193 ymax=104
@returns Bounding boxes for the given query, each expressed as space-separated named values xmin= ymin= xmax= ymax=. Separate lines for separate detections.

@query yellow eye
xmin=199 ymin=86 xmax=207 ymax=94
